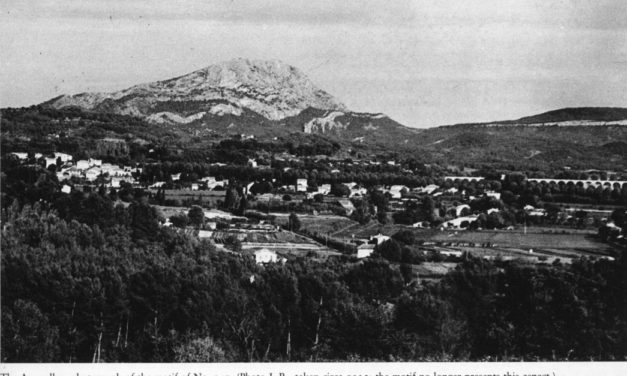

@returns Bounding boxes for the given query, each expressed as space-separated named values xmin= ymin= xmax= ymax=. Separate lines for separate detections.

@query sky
xmin=1 ymin=0 xmax=626 ymax=128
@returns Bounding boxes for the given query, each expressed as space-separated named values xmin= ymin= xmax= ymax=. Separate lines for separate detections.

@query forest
xmin=1 ymin=188 xmax=626 ymax=362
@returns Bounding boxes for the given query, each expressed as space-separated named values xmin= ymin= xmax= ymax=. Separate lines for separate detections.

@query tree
xmin=377 ymin=210 xmax=388 ymax=224
xmin=392 ymin=230 xmax=415 ymax=245
xmin=330 ymin=183 xmax=350 ymax=197
xmin=351 ymin=199 xmax=371 ymax=225
xmin=288 ymin=212 xmax=301 ymax=232
xmin=188 ymin=205 xmax=205 ymax=228
xmin=170 ymin=214 xmax=189 ymax=228
xmin=1 ymin=299 xmax=60 ymax=362
xmin=174 ymin=336 xmax=227 ymax=362
xmin=128 ymin=199 xmax=161 ymax=240
xmin=224 ymin=188 xmax=239 ymax=210
xmin=376 ymin=239 xmax=402 ymax=262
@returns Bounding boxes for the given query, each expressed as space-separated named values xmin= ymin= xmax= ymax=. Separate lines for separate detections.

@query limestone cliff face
xmin=48 ymin=58 xmax=347 ymax=124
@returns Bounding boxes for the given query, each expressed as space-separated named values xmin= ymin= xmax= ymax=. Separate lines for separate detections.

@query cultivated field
xmin=429 ymin=230 xmax=607 ymax=251
xmin=272 ymin=213 xmax=358 ymax=235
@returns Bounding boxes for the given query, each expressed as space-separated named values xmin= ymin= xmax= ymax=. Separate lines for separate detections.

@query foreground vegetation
xmin=2 ymin=196 xmax=626 ymax=362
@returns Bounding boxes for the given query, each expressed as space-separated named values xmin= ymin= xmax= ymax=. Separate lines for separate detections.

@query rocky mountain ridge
xmin=47 ymin=58 xmax=347 ymax=122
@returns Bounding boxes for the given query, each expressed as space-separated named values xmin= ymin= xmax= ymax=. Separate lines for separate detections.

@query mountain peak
xmin=47 ymin=58 xmax=347 ymax=121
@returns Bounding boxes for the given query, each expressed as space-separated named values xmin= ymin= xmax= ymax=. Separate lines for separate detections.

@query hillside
xmin=411 ymin=107 xmax=627 ymax=170
xmin=515 ymin=107 xmax=627 ymax=124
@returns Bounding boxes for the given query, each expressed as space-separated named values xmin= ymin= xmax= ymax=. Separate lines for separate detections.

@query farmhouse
xmin=357 ymin=243 xmax=375 ymax=258
xmin=255 ymin=248 xmax=278 ymax=264
xmin=370 ymin=233 xmax=390 ymax=245
xmin=296 ymin=178 xmax=308 ymax=192
xmin=415 ymin=184 xmax=439 ymax=195
xmin=11 ymin=152 xmax=28 ymax=160
xmin=54 ymin=152 xmax=73 ymax=163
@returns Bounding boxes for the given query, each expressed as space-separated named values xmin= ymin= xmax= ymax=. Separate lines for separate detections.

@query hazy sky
xmin=1 ymin=0 xmax=626 ymax=127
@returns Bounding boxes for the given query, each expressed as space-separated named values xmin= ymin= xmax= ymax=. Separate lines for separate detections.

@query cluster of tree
xmin=3 ymin=202 xmax=626 ymax=362
xmin=1 ymin=106 xmax=175 ymax=164
xmin=349 ymin=189 xmax=389 ymax=225
xmin=393 ymin=196 xmax=440 ymax=225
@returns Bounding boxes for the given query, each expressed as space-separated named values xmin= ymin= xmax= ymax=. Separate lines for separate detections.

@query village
xmin=8 ymin=149 xmax=626 ymax=278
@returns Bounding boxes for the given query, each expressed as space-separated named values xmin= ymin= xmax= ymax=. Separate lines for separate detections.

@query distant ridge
xmin=514 ymin=107 xmax=627 ymax=124
xmin=446 ymin=107 xmax=627 ymax=128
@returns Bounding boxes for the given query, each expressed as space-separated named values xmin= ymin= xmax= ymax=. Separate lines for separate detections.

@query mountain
xmin=44 ymin=58 xmax=418 ymax=143
xmin=46 ymin=58 xmax=347 ymax=121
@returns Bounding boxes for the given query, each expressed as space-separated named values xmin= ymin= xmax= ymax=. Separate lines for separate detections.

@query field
xmin=272 ymin=213 xmax=358 ymax=235
xmin=209 ymin=228 xmax=342 ymax=257
xmin=156 ymin=205 xmax=245 ymax=220
xmin=429 ymin=230 xmax=607 ymax=252
xmin=148 ymin=188 xmax=226 ymax=205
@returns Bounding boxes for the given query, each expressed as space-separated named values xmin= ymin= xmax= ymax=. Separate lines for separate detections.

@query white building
xmin=255 ymin=248 xmax=278 ymax=264
xmin=439 ymin=215 xmax=479 ymax=230
xmin=357 ymin=244 xmax=375 ymax=258
xmin=370 ymin=233 xmax=390 ymax=245
xmin=485 ymin=191 xmax=501 ymax=200
xmin=416 ymin=184 xmax=439 ymax=195
xmin=54 ymin=152 xmax=73 ymax=163
xmin=412 ymin=221 xmax=430 ymax=228
xmin=198 ymin=230 xmax=214 ymax=239
xmin=10 ymin=152 xmax=28 ymax=160
xmin=387 ymin=185 xmax=408 ymax=199
xmin=150 ymin=181 xmax=166 ymax=188
xmin=318 ymin=184 xmax=331 ymax=194
xmin=296 ymin=178 xmax=308 ymax=192
xmin=45 ymin=157 xmax=57 ymax=168
xmin=85 ymin=167 xmax=100 ymax=181
xmin=61 ymin=185 xmax=72 ymax=194
xmin=201 ymin=177 xmax=227 ymax=190
xmin=454 ymin=204 xmax=471 ymax=217
xmin=88 ymin=158 xmax=102 ymax=167
xmin=247 ymin=159 xmax=258 ymax=168
xmin=171 ymin=173 xmax=181 ymax=181
xmin=76 ymin=160 xmax=89 ymax=170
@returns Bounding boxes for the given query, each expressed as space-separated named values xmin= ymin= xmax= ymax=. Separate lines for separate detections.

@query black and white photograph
xmin=1 ymin=0 xmax=626 ymax=368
